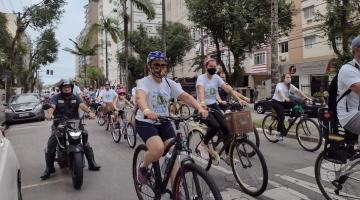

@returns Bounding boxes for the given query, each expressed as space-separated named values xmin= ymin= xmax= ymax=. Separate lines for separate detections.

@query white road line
xmin=190 ymin=154 xmax=233 ymax=175
xmin=263 ymin=187 xmax=311 ymax=200
xmin=275 ymin=174 xmax=349 ymax=200
xmin=22 ymin=178 xmax=65 ymax=189
xmin=221 ymin=188 xmax=258 ymax=200
xmin=294 ymin=166 xmax=314 ymax=178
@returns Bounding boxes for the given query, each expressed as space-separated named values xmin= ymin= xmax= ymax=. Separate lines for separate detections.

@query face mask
xmin=284 ymin=78 xmax=291 ymax=84
xmin=207 ymin=68 xmax=216 ymax=75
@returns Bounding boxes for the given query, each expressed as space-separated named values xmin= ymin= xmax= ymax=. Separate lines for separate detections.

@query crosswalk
xmin=219 ymin=165 xmax=358 ymax=200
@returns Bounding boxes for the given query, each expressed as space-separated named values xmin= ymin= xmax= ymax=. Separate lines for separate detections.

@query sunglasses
xmin=119 ymin=93 xmax=125 ymax=95
xmin=152 ymin=63 xmax=168 ymax=68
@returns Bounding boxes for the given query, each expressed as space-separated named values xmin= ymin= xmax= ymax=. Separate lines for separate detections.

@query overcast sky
xmin=0 ymin=0 xmax=87 ymax=85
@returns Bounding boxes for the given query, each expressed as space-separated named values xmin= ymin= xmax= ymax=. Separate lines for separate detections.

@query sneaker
xmin=275 ymin=131 xmax=284 ymax=141
xmin=137 ymin=164 xmax=148 ymax=185
xmin=196 ymin=144 xmax=210 ymax=160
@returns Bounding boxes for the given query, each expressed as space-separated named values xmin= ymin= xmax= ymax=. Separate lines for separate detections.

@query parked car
xmin=254 ymin=97 xmax=272 ymax=114
xmin=4 ymin=93 xmax=45 ymax=124
xmin=254 ymin=96 xmax=326 ymax=117
xmin=0 ymin=126 xmax=22 ymax=200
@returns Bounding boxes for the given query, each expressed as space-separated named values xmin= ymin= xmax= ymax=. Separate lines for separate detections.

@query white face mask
xmin=284 ymin=78 xmax=291 ymax=84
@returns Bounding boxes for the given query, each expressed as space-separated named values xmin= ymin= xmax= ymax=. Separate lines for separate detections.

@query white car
xmin=0 ymin=126 xmax=22 ymax=200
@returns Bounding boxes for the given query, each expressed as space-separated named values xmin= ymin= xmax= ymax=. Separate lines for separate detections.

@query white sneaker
xmin=196 ymin=144 xmax=210 ymax=160
xmin=275 ymin=131 xmax=283 ymax=141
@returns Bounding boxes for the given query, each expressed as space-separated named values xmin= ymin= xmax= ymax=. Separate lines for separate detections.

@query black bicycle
xmin=132 ymin=115 xmax=223 ymax=200
xmin=262 ymin=98 xmax=322 ymax=152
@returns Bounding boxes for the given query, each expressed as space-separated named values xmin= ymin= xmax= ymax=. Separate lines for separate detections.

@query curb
xmin=256 ymin=128 xmax=298 ymax=140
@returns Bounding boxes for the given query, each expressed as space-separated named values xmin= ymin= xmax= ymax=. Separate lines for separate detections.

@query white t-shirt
xmin=100 ymin=89 xmax=117 ymax=103
xmin=136 ymin=76 xmax=184 ymax=123
xmin=73 ymin=85 xmax=82 ymax=95
xmin=272 ymin=83 xmax=299 ymax=102
xmin=337 ymin=59 xmax=360 ymax=127
xmin=196 ymin=74 xmax=225 ymax=105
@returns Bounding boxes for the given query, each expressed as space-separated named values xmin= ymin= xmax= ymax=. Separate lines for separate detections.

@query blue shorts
xmin=135 ymin=120 xmax=176 ymax=143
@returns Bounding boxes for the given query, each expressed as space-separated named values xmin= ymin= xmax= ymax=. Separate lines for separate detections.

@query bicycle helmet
xmin=147 ymin=51 xmax=166 ymax=63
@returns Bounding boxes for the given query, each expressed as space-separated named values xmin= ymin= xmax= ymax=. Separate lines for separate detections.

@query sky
xmin=0 ymin=0 xmax=88 ymax=85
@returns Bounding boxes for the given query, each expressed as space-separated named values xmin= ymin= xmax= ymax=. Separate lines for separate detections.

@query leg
xmin=271 ymin=100 xmax=286 ymax=135
xmin=82 ymin=129 xmax=101 ymax=171
xmin=40 ymin=126 xmax=58 ymax=180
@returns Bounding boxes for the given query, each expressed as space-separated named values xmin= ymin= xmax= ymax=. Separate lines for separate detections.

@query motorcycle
xmin=53 ymin=115 xmax=88 ymax=190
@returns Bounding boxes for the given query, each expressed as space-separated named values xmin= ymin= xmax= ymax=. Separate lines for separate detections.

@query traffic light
xmin=50 ymin=70 xmax=53 ymax=75
xmin=46 ymin=69 xmax=49 ymax=75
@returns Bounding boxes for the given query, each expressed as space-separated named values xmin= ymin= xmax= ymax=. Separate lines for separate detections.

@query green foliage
xmin=0 ymin=13 xmax=12 ymax=59
xmin=86 ymin=17 xmax=122 ymax=46
xmin=86 ymin=65 xmax=106 ymax=87
xmin=117 ymin=52 xmax=145 ymax=87
xmin=185 ymin=0 xmax=294 ymax=86
xmin=33 ymin=29 xmax=59 ymax=66
xmin=109 ymin=0 xmax=155 ymax=20
xmin=27 ymin=0 xmax=66 ymax=29
xmin=316 ymin=0 xmax=360 ymax=70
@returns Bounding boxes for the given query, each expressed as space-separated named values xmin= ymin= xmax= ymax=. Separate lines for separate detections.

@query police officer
xmin=40 ymin=79 xmax=101 ymax=180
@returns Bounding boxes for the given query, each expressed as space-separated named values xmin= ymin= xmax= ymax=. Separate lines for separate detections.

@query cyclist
xmin=135 ymin=51 xmax=208 ymax=193
xmin=196 ymin=57 xmax=248 ymax=161
xmin=271 ymin=73 xmax=311 ymax=140
xmin=336 ymin=36 xmax=360 ymax=158
xmin=113 ymin=88 xmax=134 ymax=128
xmin=98 ymin=82 xmax=117 ymax=115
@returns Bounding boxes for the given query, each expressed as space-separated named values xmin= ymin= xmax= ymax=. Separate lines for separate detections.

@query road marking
xmin=263 ymin=187 xmax=311 ymax=200
xmin=9 ymin=122 xmax=50 ymax=131
xmin=22 ymin=178 xmax=65 ymax=189
xmin=294 ymin=166 xmax=314 ymax=178
xmin=190 ymin=154 xmax=233 ymax=175
xmin=221 ymin=188 xmax=258 ymax=200
xmin=275 ymin=174 xmax=350 ymax=200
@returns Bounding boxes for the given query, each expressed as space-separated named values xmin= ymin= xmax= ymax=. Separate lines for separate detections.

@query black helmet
xmin=58 ymin=79 xmax=74 ymax=90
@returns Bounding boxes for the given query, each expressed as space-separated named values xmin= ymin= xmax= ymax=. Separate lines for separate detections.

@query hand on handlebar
xmin=46 ymin=114 xmax=54 ymax=121
xmin=145 ymin=111 xmax=158 ymax=121
xmin=238 ymin=99 xmax=248 ymax=106
xmin=88 ymin=112 xmax=96 ymax=119
xmin=198 ymin=108 xmax=208 ymax=119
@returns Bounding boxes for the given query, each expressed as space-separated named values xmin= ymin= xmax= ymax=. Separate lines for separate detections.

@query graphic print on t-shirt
xmin=150 ymin=91 xmax=169 ymax=115
xmin=205 ymin=87 xmax=217 ymax=102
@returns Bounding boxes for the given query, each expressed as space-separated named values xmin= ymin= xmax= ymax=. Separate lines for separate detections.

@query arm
xmin=221 ymin=84 xmax=248 ymax=104
xmin=113 ymin=97 xmax=119 ymax=111
xmin=136 ymin=89 xmax=158 ymax=120
xmin=196 ymin=85 xmax=206 ymax=108
xmin=125 ymin=99 xmax=134 ymax=107
xmin=216 ymin=94 xmax=223 ymax=104
xmin=47 ymin=107 xmax=55 ymax=120
xmin=178 ymin=92 xmax=208 ymax=118
xmin=350 ymin=83 xmax=360 ymax=96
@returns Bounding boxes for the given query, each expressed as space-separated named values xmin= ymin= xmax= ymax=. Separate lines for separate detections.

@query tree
xmin=316 ymin=0 xmax=360 ymax=70
xmin=63 ymin=38 xmax=99 ymax=87
xmin=109 ymin=0 xmax=155 ymax=86
xmin=21 ymin=29 xmax=59 ymax=92
xmin=0 ymin=13 xmax=12 ymax=88
xmin=185 ymin=0 xmax=294 ymax=86
xmin=117 ymin=52 xmax=144 ymax=87
xmin=86 ymin=65 xmax=106 ymax=87
xmin=87 ymin=17 xmax=122 ymax=80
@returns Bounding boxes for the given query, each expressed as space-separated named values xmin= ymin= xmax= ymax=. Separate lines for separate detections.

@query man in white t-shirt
xmin=337 ymin=36 xmax=360 ymax=151
xmin=195 ymin=57 xmax=248 ymax=162
xmin=99 ymin=82 xmax=117 ymax=113
xmin=135 ymin=51 xmax=208 ymax=195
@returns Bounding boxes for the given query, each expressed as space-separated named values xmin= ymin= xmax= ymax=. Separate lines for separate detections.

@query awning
xmin=245 ymin=65 xmax=269 ymax=75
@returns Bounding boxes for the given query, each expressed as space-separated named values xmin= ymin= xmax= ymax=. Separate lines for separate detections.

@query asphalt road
xmin=5 ymin=113 xmax=330 ymax=200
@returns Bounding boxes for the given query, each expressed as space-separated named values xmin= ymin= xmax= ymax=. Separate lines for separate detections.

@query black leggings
xmin=200 ymin=104 xmax=231 ymax=154
xmin=271 ymin=100 xmax=295 ymax=135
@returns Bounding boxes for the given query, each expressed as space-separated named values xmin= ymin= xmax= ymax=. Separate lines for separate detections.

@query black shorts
xmin=117 ymin=110 xmax=125 ymax=119
xmin=135 ymin=120 xmax=175 ymax=143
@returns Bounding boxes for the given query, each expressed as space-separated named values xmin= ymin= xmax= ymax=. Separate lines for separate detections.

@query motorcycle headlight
xmin=69 ymin=131 xmax=82 ymax=140
xmin=5 ymin=108 xmax=13 ymax=113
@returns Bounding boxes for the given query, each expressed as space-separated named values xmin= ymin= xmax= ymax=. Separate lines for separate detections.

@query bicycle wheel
xmin=315 ymin=150 xmax=360 ymax=200
xmin=262 ymin=114 xmax=280 ymax=143
xmin=180 ymin=104 xmax=191 ymax=117
xmin=126 ymin=123 xmax=137 ymax=148
xmin=97 ymin=109 xmax=105 ymax=126
xmin=111 ymin=124 xmax=121 ymax=143
xmin=230 ymin=138 xmax=268 ymax=196
xmin=296 ymin=118 xmax=322 ymax=152
xmin=172 ymin=162 xmax=223 ymax=200
xmin=132 ymin=144 xmax=161 ymax=200
xmin=187 ymin=130 xmax=212 ymax=171
xmin=169 ymin=103 xmax=177 ymax=117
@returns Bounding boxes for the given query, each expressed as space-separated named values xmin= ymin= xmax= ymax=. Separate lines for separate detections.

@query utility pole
xmin=271 ymin=0 xmax=279 ymax=92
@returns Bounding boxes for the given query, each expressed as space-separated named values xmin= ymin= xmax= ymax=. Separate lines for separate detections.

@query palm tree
xmin=87 ymin=17 xmax=122 ymax=80
xmin=63 ymin=38 xmax=98 ymax=87
xmin=112 ymin=0 xmax=155 ymax=86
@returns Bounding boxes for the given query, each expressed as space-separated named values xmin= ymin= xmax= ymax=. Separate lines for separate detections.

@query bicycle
xmin=111 ymin=107 xmax=137 ymax=148
xmin=168 ymin=99 xmax=191 ymax=117
xmin=314 ymin=107 xmax=360 ymax=200
xmin=96 ymin=105 xmax=106 ymax=126
xmin=187 ymin=105 xmax=268 ymax=196
xmin=132 ymin=115 xmax=223 ymax=200
xmin=262 ymin=98 xmax=323 ymax=152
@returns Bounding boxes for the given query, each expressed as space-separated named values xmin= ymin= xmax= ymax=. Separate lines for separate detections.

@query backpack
xmin=327 ymin=60 xmax=359 ymax=134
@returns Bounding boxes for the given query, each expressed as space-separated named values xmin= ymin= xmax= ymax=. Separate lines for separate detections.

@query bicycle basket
xmin=224 ymin=110 xmax=253 ymax=136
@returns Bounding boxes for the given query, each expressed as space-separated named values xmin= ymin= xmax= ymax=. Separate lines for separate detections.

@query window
xmin=254 ymin=52 xmax=266 ymax=65
xmin=303 ymin=6 xmax=314 ymax=19
xmin=279 ymin=41 xmax=288 ymax=53
xmin=304 ymin=35 xmax=316 ymax=48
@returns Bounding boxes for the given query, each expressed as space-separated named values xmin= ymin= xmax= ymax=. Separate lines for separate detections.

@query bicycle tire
xmin=132 ymin=144 xmax=161 ymax=200
xmin=172 ymin=162 xmax=223 ymax=200
xmin=180 ymin=104 xmax=191 ymax=117
xmin=97 ymin=108 xmax=105 ymax=126
xmin=169 ymin=103 xmax=177 ymax=117
xmin=230 ymin=138 xmax=268 ymax=196
xmin=126 ymin=123 xmax=137 ymax=148
xmin=187 ymin=130 xmax=212 ymax=171
xmin=262 ymin=114 xmax=280 ymax=143
xmin=296 ymin=118 xmax=322 ymax=152
xmin=111 ymin=124 xmax=121 ymax=143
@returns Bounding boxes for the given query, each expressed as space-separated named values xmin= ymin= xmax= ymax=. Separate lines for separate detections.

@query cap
xmin=351 ymin=36 xmax=360 ymax=49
